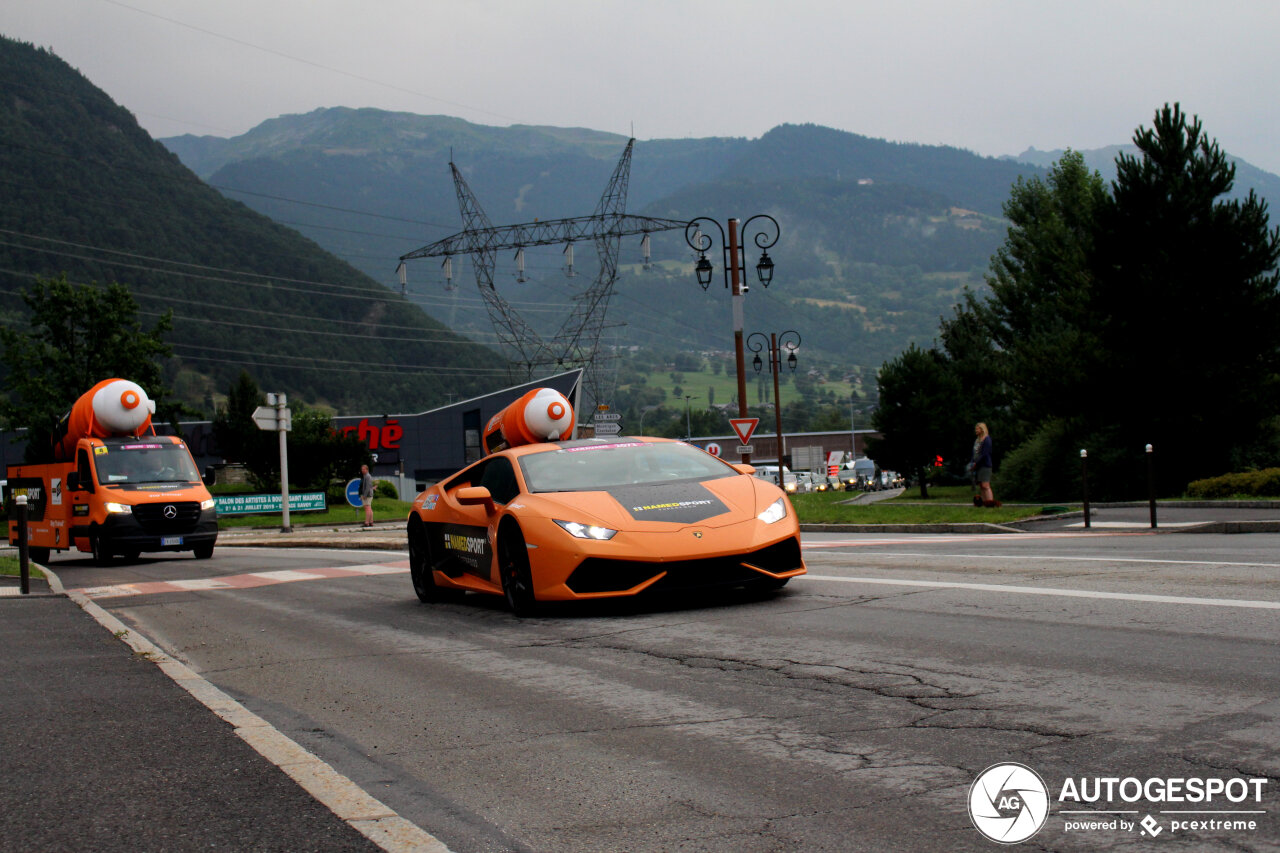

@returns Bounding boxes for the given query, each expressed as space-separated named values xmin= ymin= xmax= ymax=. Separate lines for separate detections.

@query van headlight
xmin=200 ymin=498 xmax=216 ymax=510
xmin=756 ymin=498 xmax=787 ymax=524
xmin=103 ymin=502 xmax=132 ymax=514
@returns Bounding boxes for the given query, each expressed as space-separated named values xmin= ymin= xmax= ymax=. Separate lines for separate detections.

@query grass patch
xmin=0 ymin=554 xmax=44 ymax=579
xmin=791 ymin=490 xmax=1066 ymax=525
xmin=217 ymin=499 xmax=414 ymax=529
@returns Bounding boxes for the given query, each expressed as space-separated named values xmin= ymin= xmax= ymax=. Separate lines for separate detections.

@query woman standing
xmin=969 ymin=423 xmax=1000 ymax=507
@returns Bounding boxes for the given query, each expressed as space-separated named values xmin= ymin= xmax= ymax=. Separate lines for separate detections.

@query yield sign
xmin=729 ymin=418 xmax=759 ymax=445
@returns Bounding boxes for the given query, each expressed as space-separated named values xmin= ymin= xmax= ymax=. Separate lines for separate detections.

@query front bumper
xmin=521 ymin=515 xmax=805 ymax=601
xmin=76 ymin=507 xmax=219 ymax=553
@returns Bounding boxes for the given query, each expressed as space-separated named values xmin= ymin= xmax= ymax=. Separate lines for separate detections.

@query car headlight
xmin=757 ymin=497 xmax=787 ymax=524
xmin=785 ymin=482 xmax=797 ymax=493
xmin=554 ymin=519 xmax=618 ymax=540
xmin=103 ymin=502 xmax=132 ymax=514
xmin=200 ymin=498 xmax=216 ymax=511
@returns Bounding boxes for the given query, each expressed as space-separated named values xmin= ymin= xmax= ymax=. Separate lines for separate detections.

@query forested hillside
xmin=0 ymin=37 xmax=503 ymax=417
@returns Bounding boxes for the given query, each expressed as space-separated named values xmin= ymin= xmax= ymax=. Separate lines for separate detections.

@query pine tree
xmin=1094 ymin=104 xmax=1280 ymax=490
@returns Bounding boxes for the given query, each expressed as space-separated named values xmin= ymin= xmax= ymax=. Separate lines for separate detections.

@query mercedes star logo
xmin=163 ymin=505 xmax=178 ymax=519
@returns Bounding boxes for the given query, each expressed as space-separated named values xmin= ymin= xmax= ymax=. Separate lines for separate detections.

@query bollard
xmin=1080 ymin=449 xmax=1090 ymax=529
xmin=1146 ymin=444 xmax=1157 ymax=529
xmin=15 ymin=494 xmax=29 ymax=596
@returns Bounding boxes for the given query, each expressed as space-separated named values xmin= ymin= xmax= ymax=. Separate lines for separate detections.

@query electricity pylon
xmin=398 ymin=139 xmax=685 ymax=407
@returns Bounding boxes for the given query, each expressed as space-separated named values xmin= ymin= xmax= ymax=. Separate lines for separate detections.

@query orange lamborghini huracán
xmin=405 ymin=389 xmax=805 ymax=614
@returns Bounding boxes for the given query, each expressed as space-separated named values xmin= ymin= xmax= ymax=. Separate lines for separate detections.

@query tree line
xmin=0 ymin=275 xmax=370 ymax=490
xmin=869 ymin=105 xmax=1280 ymax=500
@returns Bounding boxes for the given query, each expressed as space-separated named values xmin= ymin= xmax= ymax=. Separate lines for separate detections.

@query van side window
xmin=77 ymin=449 xmax=94 ymax=491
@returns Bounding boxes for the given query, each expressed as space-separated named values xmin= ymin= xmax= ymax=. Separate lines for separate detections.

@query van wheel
xmin=193 ymin=544 xmax=214 ymax=560
xmin=120 ymin=549 xmax=142 ymax=563
xmin=91 ymin=534 xmax=112 ymax=566
xmin=28 ymin=547 xmax=50 ymax=565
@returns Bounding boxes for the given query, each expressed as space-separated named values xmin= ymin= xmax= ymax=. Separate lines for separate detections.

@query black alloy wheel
xmin=408 ymin=517 xmax=460 ymax=603
xmin=498 ymin=522 xmax=537 ymax=617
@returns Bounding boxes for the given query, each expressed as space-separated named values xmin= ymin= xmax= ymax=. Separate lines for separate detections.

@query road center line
xmin=804 ymin=575 xmax=1280 ymax=610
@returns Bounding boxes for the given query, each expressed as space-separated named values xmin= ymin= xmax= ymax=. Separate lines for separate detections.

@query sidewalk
xmin=0 ymin=548 xmax=446 ymax=853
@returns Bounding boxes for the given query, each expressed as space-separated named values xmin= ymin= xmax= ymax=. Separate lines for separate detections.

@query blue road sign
xmin=345 ymin=478 xmax=363 ymax=508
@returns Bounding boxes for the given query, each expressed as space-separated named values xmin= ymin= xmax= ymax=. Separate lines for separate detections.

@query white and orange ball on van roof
xmin=57 ymin=378 xmax=156 ymax=458
xmin=482 ymin=387 xmax=574 ymax=454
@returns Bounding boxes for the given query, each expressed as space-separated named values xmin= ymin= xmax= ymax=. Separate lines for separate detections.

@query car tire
xmin=121 ymin=549 xmax=142 ymax=562
xmin=408 ymin=517 xmax=460 ymax=604
xmin=193 ymin=544 xmax=214 ymax=560
xmin=91 ymin=533 xmax=112 ymax=566
xmin=28 ymin=547 xmax=50 ymax=565
xmin=498 ymin=521 xmax=537 ymax=617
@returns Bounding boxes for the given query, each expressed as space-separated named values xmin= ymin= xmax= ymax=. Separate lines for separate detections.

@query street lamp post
xmin=638 ymin=404 xmax=659 ymax=436
xmin=748 ymin=330 xmax=800 ymax=486
xmin=684 ymin=395 xmax=697 ymax=440
xmin=685 ymin=215 xmax=780 ymax=463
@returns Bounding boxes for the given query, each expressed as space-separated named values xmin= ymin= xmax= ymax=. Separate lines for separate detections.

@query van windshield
xmin=95 ymin=443 xmax=201 ymax=485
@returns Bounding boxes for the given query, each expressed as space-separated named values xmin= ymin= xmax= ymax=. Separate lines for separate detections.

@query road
xmin=56 ymin=531 xmax=1280 ymax=852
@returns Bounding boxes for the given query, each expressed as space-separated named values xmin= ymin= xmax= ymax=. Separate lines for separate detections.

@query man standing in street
xmin=360 ymin=464 xmax=375 ymax=528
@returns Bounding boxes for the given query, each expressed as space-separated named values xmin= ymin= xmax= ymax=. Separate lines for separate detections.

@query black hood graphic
xmin=607 ymin=482 xmax=729 ymax=524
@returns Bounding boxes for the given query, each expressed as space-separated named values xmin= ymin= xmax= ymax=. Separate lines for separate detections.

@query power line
xmin=213 ymin=184 xmax=456 ymax=231
xmin=168 ymin=342 xmax=512 ymax=375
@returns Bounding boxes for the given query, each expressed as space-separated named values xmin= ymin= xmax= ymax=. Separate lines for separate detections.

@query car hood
xmin=522 ymin=474 xmax=781 ymax=530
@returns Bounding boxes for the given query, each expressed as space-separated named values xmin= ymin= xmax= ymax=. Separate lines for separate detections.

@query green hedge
xmin=1186 ymin=468 xmax=1280 ymax=499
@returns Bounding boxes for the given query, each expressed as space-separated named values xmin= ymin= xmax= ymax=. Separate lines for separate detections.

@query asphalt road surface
xmin=57 ymin=531 xmax=1280 ymax=852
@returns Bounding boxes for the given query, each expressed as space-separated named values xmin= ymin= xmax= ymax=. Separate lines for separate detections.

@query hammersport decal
xmin=441 ymin=523 xmax=493 ymax=576
xmin=608 ymin=482 xmax=728 ymax=524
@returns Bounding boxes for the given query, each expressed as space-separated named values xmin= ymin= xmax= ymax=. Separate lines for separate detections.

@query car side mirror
xmin=456 ymin=486 xmax=496 ymax=514
xmin=733 ymin=464 xmax=757 ymax=476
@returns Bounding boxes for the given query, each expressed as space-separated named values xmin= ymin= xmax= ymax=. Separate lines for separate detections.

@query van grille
xmin=132 ymin=501 xmax=202 ymax=532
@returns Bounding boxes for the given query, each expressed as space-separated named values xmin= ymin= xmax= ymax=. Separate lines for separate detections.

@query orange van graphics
xmin=6 ymin=379 xmax=218 ymax=564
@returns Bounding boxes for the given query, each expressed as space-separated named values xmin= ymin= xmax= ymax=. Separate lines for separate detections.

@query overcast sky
xmin=8 ymin=1 xmax=1280 ymax=173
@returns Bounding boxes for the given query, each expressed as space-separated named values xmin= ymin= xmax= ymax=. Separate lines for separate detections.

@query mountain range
xmin=5 ymin=33 xmax=1278 ymax=418
xmin=161 ymin=107 xmax=1280 ymax=396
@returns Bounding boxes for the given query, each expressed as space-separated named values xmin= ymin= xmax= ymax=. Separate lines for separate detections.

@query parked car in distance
xmin=753 ymin=465 xmax=800 ymax=495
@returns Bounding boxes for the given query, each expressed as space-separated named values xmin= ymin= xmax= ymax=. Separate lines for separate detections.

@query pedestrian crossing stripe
xmin=72 ymin=562 xmax=410 ymax=600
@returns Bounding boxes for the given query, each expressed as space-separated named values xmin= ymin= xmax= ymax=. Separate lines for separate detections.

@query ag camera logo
xmin=969 ymin=763 xmax=1050 ymax=844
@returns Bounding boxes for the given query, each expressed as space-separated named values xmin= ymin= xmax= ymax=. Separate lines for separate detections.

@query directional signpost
xmin=594 ymin=407 xmax=622 ymax=437
xmin=252 ymin=393 xmax=293 ymax=532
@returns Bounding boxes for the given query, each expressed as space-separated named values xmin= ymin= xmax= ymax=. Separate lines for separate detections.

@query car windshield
xmin=519 ymin=441 xmax=738 ymax=493
xmin=95 ymin=443 xmax=201 ymax=485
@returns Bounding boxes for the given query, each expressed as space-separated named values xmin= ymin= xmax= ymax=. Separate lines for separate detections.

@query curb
xmin=799 ymin=522 xmax=1025 ymax=534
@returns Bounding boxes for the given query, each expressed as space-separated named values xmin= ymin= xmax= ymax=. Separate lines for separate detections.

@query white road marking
xmin=804 ymin=549 xmax=1280 ymax=570
xmin=804 ymin=574 xmax=1280 ymax=610
xmin=41 ymin=565 xmax=453 ymax=853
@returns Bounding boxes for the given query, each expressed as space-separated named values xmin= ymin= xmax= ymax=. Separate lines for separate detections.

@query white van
xmin=753 ymin=465 xmax=799 ymax=494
